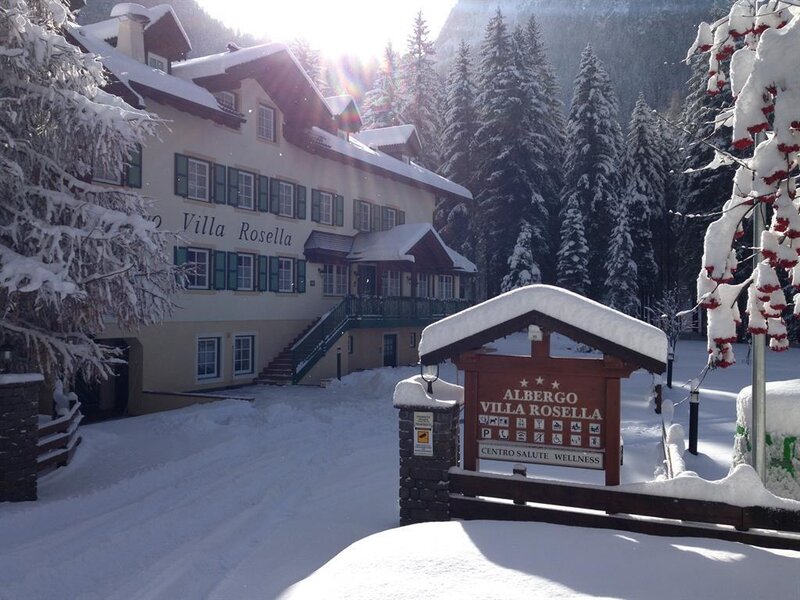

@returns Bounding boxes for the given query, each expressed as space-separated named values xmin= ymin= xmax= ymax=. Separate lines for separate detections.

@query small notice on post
xmin=413 ymin=411 xmax=433 ymax=457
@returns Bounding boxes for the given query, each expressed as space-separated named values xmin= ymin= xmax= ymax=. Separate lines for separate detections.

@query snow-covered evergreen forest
xmin=355 ymin=6 xmax=725 ymax=312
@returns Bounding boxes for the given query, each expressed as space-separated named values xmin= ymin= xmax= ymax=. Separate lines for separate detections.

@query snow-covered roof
xmin=354 ymin=125 xmax=420 ymax=149
xmin=171 ymin=43 xmax=287 ymax=79
xmin=81 ymin=4 xmax=190 ymax=50
xmin=325 ymin=95 xmax=357 ymax=116
xmin=419 ymin=285 xmax=668 ymax=372
xmin=309 ymin=127 xmax=471 ymax=200
xmin=69 ymin=24 xmax=234 ymax=121
xmin=737 ymin=379 xmax=800 ymax=436
xmin=347 ymin=224 xmax=476 ymax=272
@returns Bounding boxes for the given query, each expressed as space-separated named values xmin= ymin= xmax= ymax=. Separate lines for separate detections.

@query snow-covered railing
xmin=37 ymin=401 xmax=82 ymax=473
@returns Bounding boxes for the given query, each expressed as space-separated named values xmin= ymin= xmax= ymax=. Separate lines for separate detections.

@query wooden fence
xmin=449 ymin=468 xmax=800 ymax=551
xmin=37 ymin=402 xmax=82 ymax=473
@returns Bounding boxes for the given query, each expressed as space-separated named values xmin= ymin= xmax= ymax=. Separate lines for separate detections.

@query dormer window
xmin=337 ymin=130 xmax=349 ymax=141
xmin=147 ymin=52 xmax=168 ymax=72
xmin=215 ymin=91 xmax=237 ymax=112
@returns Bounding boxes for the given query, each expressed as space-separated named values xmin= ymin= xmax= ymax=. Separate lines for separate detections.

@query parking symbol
xmin=481 ymin=428 xmax=492 ymax=439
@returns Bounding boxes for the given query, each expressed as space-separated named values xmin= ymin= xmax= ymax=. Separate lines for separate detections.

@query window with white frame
xmin=238 ymin=171 xmax=255 ymax=209
xmin=187 ymin=158 xmax=209 ymax=201
xmin=381 ymin=270 xmax=401 ymax=297
xmin=197 ymin=337 xmax=220 ymax=380
xmin=322 ymin=264 xmax=347 ymax=295
xmin=233 ymin=335 xmax=254 ymax=375
xmin=356 ymin=201 xmax=371 ymax=232
xmin=148 ymin=52 xmax=168 ymax=72
xmin=257 ymin=104 xmax=275 ymax=141
xmin=416 ymin=273 xmax=429 ymax=298
xmin=237 ymin=253 xmax=254 ymax=291
xmin=278 ymin=257 xmax=294 ymax=292
xmin=384 ymin=207 xmax=397 ymax=230
xmin=92 ymin=155 xmax=122 ymax=185
xmin=186 ymin=248 xmax=210 ymax=289
xmin=278 ymin=181 xmax=294 ymax=217
xmin=437 ymin=274 xmax=454 ymax=300
xmin=319 ymin=191 xmax=333 ymax=225
xmin=215 ymin=91 xmax=236 ymax=111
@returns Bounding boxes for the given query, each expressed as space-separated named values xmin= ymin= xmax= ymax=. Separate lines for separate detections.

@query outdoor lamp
xmin=420 ymin=362 xmax=439 ymax=394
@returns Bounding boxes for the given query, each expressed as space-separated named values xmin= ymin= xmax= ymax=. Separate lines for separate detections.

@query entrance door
xmin=75 ymin=340 xmax=129 ymax=422
xmin=383 ymin=334 xmax=398 ymax=367
xmin=357 ymin=265 xmax=376 ymax=296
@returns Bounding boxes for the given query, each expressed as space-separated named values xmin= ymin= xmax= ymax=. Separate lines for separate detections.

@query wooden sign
xmin=455 ymin=332 xmax=635 ymax=486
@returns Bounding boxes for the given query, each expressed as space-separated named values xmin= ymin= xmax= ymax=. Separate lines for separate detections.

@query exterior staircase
xmin=255 ymin=318 xmax=319 ymax=385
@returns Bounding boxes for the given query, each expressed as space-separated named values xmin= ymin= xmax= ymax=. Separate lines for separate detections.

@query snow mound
xmin=393 ymin=375 xmax=464 ymax=409
xmin=626 ymin=464 xmax=800 ymax=509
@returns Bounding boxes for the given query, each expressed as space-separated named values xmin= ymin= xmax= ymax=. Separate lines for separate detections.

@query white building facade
xmin=68 ymin=4 xmax=476 ymax=417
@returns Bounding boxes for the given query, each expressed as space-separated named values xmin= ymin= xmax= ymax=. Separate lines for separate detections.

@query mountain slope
xmin=435 ymin=0 xmax=717 ymax=118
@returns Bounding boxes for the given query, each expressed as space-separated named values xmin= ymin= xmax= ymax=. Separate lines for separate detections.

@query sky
xmin=197 ymin=0 xmax=458 ymax=59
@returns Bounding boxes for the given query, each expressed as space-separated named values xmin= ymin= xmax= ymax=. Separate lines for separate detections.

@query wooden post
xmin=605 ymin=377 xmax=621 ymax=486
xmin=462 ymin=363 xmax=479 ymax=472
xmin=654 ymin=383 xmax=662 ymax=414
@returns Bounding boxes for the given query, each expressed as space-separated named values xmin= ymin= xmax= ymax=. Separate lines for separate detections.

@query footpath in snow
xmin=0 ymin=335 xmax=798 ymax=599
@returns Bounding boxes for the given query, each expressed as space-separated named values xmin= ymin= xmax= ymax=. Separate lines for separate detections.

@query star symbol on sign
xmin=520 ymin=379 xmax=528 ymax=388
xmin=551 ymin=380 xmax=560 ymax=390
xmin=535 ymin=376 xmax=544 ymax=385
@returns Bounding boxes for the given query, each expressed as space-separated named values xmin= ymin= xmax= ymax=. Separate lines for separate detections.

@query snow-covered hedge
xmin=734 ymin=380 xmax=800 ymax=500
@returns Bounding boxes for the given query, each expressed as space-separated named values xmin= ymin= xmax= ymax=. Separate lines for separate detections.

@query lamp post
xmin=688 ymin=378 xmax=700 ymax=456
xmin=420 ymin=363 xmax=439 ymax=395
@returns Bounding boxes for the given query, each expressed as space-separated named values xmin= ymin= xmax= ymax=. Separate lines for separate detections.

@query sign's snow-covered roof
xmin=419 ymin=285 xmax=668 ymax=370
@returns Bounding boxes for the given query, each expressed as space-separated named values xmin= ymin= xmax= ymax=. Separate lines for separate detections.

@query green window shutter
xmin=372 ymin=205 xmax=381 ymax=232
xmin=398 ymin=210 xmax=405 ymax=225
xmin=227 ymin=252 xmax=238 ymax=290
xmin=258 ymin=175 xmax=270 ymax=212
xmin=213 ymin=251 xmax=227 ymax=290
xmin=174 ymin=154 xmax=188 ymax=197
xmin=213 ymin=164 xmax=227 ymax=204
xmin=269 ymin=256 xmax=279 ymax=291
xmin=174 ymin=245 xmax=187 ymax=265
xmin=227 ymin=167 xmax=239 ymax=207
xmin=258 ymin=255 xmax=268 ymax=291
xmin=353 ymin=198 xmax=358 ymax=229
xmin=335 ymin=195 xmax=344 ymax=226
xmin=311 ymin=189 xmax=321 ymax=222
xmin=126 ymin=144 xmax=142 ymax=188
xmin=296 ymin=185 xmax=307 ymax=219
xmin=296 ymin=259 xmax=306 ymax=293
xmin=382 ymin=206 xmax=390 ymax=231
xmin=270 ymin=178 xmax=280 ymax=214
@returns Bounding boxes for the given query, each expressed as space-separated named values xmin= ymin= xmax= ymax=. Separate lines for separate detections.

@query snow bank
xmin=419 ymin=285 xmax=668 ymax=365
xmin=627 ymin=464 xmax=800 ymax=509
xmin=283 ymin=520 xmax=800 ymax=600
xmin=0 ymin=373 xmax=43 ymax=385
xmin=393 ymin=375 xmax=463 ymax=409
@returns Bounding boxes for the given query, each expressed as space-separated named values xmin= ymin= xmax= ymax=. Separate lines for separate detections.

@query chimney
xmin=110 ymin=3 xmax=150 ymax=63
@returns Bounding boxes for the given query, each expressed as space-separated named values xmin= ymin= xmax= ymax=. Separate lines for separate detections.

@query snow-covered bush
xmin=0 ymin=0 xmax=178 ymax=383
xmin=689 ymin=1 xmax=800 ymax=368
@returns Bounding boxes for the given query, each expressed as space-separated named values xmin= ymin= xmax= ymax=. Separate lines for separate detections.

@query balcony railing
xmin=291 ymin=296 xmax=472 ymax=383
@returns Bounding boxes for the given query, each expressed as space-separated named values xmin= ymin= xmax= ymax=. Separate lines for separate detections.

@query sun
xmin=197 ymin=0 xmax=456 ymax=60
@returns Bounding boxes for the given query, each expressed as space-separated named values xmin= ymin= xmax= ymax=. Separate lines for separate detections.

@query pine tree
xmin=501 ymin=221 xmax=540 ymax=292
xmin=519 ymin=16 xmax=567 ymax=283
xmin=0 ymin=0 xmax=178 ymax=383
xmin=290 ymin=38 xmax=328 ymax=94
xmin=472 ymin=10 xmax=537 ymax=297
xmin=397 ymin=11 xmax=443 ymax=169
xmin=560 ymin=45 xmax=623 ymax=299
xmin=436 ymin=40 xmax=477 ymax=257
xmin=622 ymin=94 xmax=662 ymax=297
xmin=676 ymin=51 xmax=735 ymax=292
xmin=556 ymin=195 xmax=591 ymax=295
xmin=361 ymin=43 xmax=402 ymax=130
xmin=604 ymin=201 xmax=640 ymax=316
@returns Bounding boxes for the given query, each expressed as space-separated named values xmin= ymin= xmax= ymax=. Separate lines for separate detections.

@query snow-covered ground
xmin=1 ymin=335 xmax=799 ymax=599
